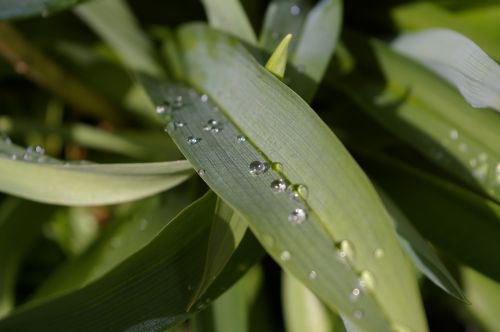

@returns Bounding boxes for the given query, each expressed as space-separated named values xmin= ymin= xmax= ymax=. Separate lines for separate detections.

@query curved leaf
xmin=392 ymin=28 xmax=500 ymax=112
xmin=141 ymin=24 xmax=427 ymax=331
xmin=0 ymin=141 xmax=192 ymax=206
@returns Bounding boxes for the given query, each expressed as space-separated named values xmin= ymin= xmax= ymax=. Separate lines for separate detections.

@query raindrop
xmin=288 ymin=190 xmax=301 ymax=202
xmin=156 ymin=104 xmax=167 ymax=114
xmin=358 ymin=271 xmax=376 ymax=291
xmin=288 ymin=208 xmax=307 ymax=224
xmin=200 ymin=94 xmax=208 ymax=102
xmin=249 ymin=161 xmax=270 ymax=175
xmin=203 ymin=119 xmax=223 ymax=133
xmin=473 ymin=164 xmax=489 ymax=180
xmin=10 ymin=154 xmax=17 ymax=160
xmin=337 ymin=240 xmax=355 ymax=261
xmin=458 ymin=143 xmax=468 ymax=152
xmin=373 ymin=248 xmax=384 ymax=259
xmin=449 ymin=129 xmax=459 ymax=140
xmin=34 ymin=146 xmax=45 ymax=154
xmin=139 ymin=219 xmax=148 ymax=231
xmin=173 ymin=95 xmax=183 ymax=108
xmin=237 ymin=135 xmax=246 ymax=142
xmin=290 ymin=5 xmax=301 ymax=15
xmin=353 ymin=310 xmax=364 ymax=320
xmin=271 ymin=179 xmax=287 ymax=193
xmin=187 ymin=136 xmax=202 ymax=145
xmin=350 ymin=288 xmax=361 ymax=302
xmin=280 ymin=250 xmax=291 ymax=261
xmin=173 ymin=121 xmax=186 ymax=129
xmin=308 ymin=270 xmax=317 ymax=280
xmin=271 ymin=162 xmax=283 ymax=172
xmin=198 ymin=169 xmax=205 ymax=176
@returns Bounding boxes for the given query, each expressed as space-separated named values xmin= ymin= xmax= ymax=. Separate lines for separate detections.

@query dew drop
xmin=156 ymin=104 xmax=167 ymax=114
xmin=203 ymin=119 xmax=223 ymax=133
xmin=308 ymin=270 xmax=318 ymax=280
xmin=139 ymin=219 xmax=148 ymax=231
xmin=173 ymin=121 xmax=186 ymax=129
xmin=353 ymin=309 xmax=364 ymax=320
xmin=249 ymin=161 xmax=269 ymax=175
xmin=173 ymin=95 xmax=183 ymax=108
xmin=271 ymin=179 xmax=287 ymax=193
xmin=187 ymin=136 xmax=202 ymax=145
xmin=288 ymin=208 xmax=307 ymax=224
xmin=271 ymin=162 xmax=283 ymax=172
xmin=350 ymin=287 xmax=361 ymax=302
xmin=10 ymin=154 xmax=17 ymax=160
xmin=449 ymin=129 xmax=458 ymax=140
xmin=288 ymin=190 xmax=301 ymax=202
xmin=200 ymin=94 xmax=208 ymax=102
xmin=198 ymin=169 xmax=205 ymax=176
xmin=290 ymin=5 xmax=301 ymax=15
xmin=35 ymin=146 xmax=45 ymax=154
xmin=280 ymin=250 xmax=291 ymax=261
xmin=337 ymin=240 xmax=355 ymax=261
xmin=237 ymin=135 xmax=246 ymax=142
xmin=358 ymin=270 xmax=376 ymax=291
xmin=373 ymin=248 xmax=384 ymax=259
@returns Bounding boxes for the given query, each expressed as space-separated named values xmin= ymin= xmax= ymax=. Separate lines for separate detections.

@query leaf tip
xmin=265 ymin=33 xmax=293 ymax=79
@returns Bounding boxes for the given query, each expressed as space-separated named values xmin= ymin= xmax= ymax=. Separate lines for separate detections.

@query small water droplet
xmin=34 ymin=146 xmax=44 ymax=154
xmin=249 ymin=161 xmax=269 ymax=175
xmin=173 ymin=95 xmax=183 ymax=108
xmin=458 ymin=143 xmax=468 ymax=152
xmin=10 ymin=154 xmax=17 ymax=160
xmin=308 ymin=270 xmax=317 ymax=280
xmin=358 ymin=271 xmax=376 ymax=291
xmin=237 ymin=135 xmax=246 ymax=142
xmin=337 ymin=240 xmax=355 ymax=261
xmin=187 ymin=136 xmax=202 ymax=145
xmin=373 ymin=248 xmax=384 ymax=259
xmin=271 ymin=162 xmax=283 ymax=172
xmin=288 ymin=190 xmax=301 ymax=202
xmin=198 ymin=169 xmax=205 ymax=176
xmin=200 ymin=94 xmax=208 ymax=102
xmin=280 ymin=250 xmax=291 ymax=261
xmin=350 ymin=287 xmax=361 ymax=302
xmin=290 ymin=5 xmax=301 ymax=15
xmin=288 ymin=208 xmax=307 ymax=224
xmin=473 ymin=163 xmax=489 ymax=180
xmin=203 ymin=119 xmax=223 ymax=133
xmin=156 ymin=104 xmax=167 ymax=114
xmin=353 ymin=309 xmax=364 ymax=320
xmin=271 ymin=179 xmax=287 ymax=193
xmin=173 ymin=121 xmax=186 ymax=129
xmin=139 ymin=219 xmax=148 ymax=231
xmin=449 ymin=129 xmax=459 ymax=140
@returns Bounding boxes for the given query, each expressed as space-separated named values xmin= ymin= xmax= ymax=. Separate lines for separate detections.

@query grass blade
xmin=0 ymin=141 xmax=192 ymax=206
xmin=141 ymin=24 xmax=427 ymax=331
xmin=0 ymin=0 xmax=82 ymax=19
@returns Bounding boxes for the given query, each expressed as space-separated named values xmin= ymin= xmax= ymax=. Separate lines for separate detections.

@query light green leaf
xmin=376 ymin=187 xmax=466 ymax=301
xmin=0 ymin=0 xmax=82 ymax=20
xmin=201 ymin=0 xmax=257 ymax=44
xmin=0 ymin=141 xmax=192 ymax=206
xmin=336 ymin=35 xmax=500 ymax=201
xmin=74 ymin=0 xmax=162 ymax=76
xmin=265 ymin=34 xmax=292 ymax=79
xmin=463 ymin=266 xmax=500 ymax=332
xmin=392 ymin=28 xmax=500 ymax=112
xmin=142 ymin=23 xmax=427 ymax=331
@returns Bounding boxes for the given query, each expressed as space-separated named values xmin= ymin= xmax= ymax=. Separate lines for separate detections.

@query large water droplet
xmin=237 ymin=135 xmax=246 ymax=142
xmin=280 ymin=250 xmax=291 ymax=261
xmin=358 ymin=271 xmax=376 ymax=291
xmin=288 ymin=208 xmax=307 ymax=224
xmin=290 ymin=5 xmax=301 ymax=15
xmin=187 ymin=136 xmax=202 ymax=145
xmin=308 ymin=270 xmax=317 ymax=280
xmin=249 ymin=161 xmax=269 ymax=175
xmin=337 ymin=240 xmax=355 ymax=261
xmin=449 ymin=129 xmax=459 ymax=140
xmin=198 ymin=169 xmax=205 ymax=176
xmin=271 ymin=179 xmax=287 ymax=193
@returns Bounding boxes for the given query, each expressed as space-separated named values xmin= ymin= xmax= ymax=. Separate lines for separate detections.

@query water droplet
xmin=280 ymin=250 xmax=291 ymax=261
xmin=297 ymin=184 xmax=308 ymax=198
xmin=271 ymin=179 xmax=287 ymax=193
xmin=10 ymin=154 xmax=17 ymax=160
xmin=34 ymin=146 xmax=44 ymax=154
xmin=2 ymin=135 xmax=11 ymax=145
xmin=187 ymin=136 xmax=202 ymax=145
xmin=203 ymin=119 xmax=223 ymax=133
xmin=237 ymin=135 xmax=246 ymax=142
xmin=173 ymin=121 xmax=186 ymax=129
xmin=449 ymin=129 xmax=459 ymax=140
xmin=290 ymin=5 xmax=301 ymax=15
xmin=458 ymin=143 xmax=468 ymax=152
xmin=198 ymin=169 xmax=205 ymax=176
xmin=271 ymin=162 xmax=283 ymax=172
xmin=473 ymin=163 xmax=489 ymax=180
xmin=373 ymin=248 xmax=384 ymax=259
xmin=288 ymin=190 xmax=301 ymax=202
xmin=353 ymin=309 xmax=364 ymax=320
xmin=173 ymin=95 xmax=183 ymax=108
xmin=156 ymin=104 xmax=167 ymax=114
xmin=337 ymin=240 xmax=355 ymax=261
xmin=308 ymin=270 xmax=317 ymax=280
xmin=200 ymin=94 xmax=208 ymax=102
xmin=288 ymin=208 xmax=307 ymax=224
xmin=469 ymin=158 xmax=477 ymax=167
xmin=139 ymin=219 xmax=148 ymax=231
xmin=350 ymin=287 xmax=361 ymax=302
xmin=249 ymin=161 xmax=269 ymax=175
xmin=358 ymin=271 xmax=376 ymax=291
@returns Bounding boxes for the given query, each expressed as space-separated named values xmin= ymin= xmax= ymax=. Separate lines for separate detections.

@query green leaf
xmin=364 ymin=153 xmax=500 ymax=283
xmin=392 ymin=28 xmax=500 ymax=112
xmin=463 ymin=266 xmax=500 ymax=331
xmin=74 ymin=0 xmax=162 ymax=76
xmin=376 ymin=187 xmax=466 ymax=302
xmin=0 ymin=0 xmax=82 ymax=20
xmin=0 ymin=141 xmax=192 ymax=206
xmin=336 ymin=35 xmax=500 ymax=201
xmin=0 ymin=198 xmax=56 ymax=318
xmin=201 ymin=0 xmax=257 ymax=44
xmin=265 ymin=34 xmax=292 ymax=79
xmin=283 ymin=272 xmax=344 ymax=332
xmin=141 ymin=24 xmax=427 ymax=331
